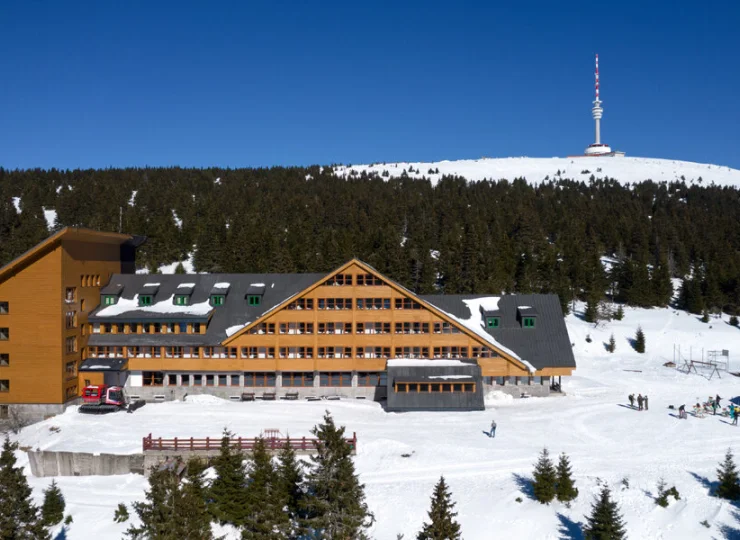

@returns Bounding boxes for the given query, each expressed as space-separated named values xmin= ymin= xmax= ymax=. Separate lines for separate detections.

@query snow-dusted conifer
xmin=716 ymin=449 xmax=740 ymax=501
xmin=555 ymin=453 xmax=579 ymax=504
xmin=532 ymin=448 xmax=557 ymax=504
xmin=41 ymin=479 xmax=65 ymax=526
xmin=582 ymin=484 xmax=626 ymax=540
xmin=634 ymin=326 xmax=646 ymax=353
xmin=210 ymin=429 xmax=249 ymax=526
xmin=607 ymin=333 xmax=616 ymax=353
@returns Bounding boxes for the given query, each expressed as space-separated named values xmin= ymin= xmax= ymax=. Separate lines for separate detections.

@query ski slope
xmin=334 ymin=156 xmax=740 ymax=187
xmin=12 ymin=304 xmax=740 ymax=539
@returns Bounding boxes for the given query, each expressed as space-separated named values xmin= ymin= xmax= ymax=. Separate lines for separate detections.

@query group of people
xmin=627 ymin=393 xmax=648 ymax=411
xmin=676 ymin=394 xmax=739 ymax=425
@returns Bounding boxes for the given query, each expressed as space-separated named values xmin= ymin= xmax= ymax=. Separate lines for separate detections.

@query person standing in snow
xmin=628 ymin=394 xmax=635 ymax=408
xmin=644 ymin=395 xmax=649 ymax=410
xmin=490 ymin=420 xmax=497 ymax=438
xmin=678 ymin=404 xmax=686 ymax=419
xmin=732 ymin=407 xmax=738 ymax=426
xmin=712 ymin=400 xmax=719 ymax=415
xmin=716 ymin=395 xmax=722 ymax=408
xmin=637 ymin=394 xmax=643 ymax=411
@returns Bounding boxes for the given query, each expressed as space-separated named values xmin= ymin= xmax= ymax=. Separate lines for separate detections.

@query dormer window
xmin=174 ymin=295 xmax=189 ymax=306
xmin=248 ymin=295 xmax=261 ymax=306
xmin=523 ymin=317 xmax=535 ymax=328
xmin=102 ymin=295 xmax=118 ymax=306
xmin=211 ymin=295 xmax=225 ymax=307
xmin=486 ymin=317 xmax=500 ymax=328
xmin=139 ymin=295 xmax=153 ymax=307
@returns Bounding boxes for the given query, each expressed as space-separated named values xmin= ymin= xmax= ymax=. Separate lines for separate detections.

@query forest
xmin=0 ymin=166 xmax=738 ymax=316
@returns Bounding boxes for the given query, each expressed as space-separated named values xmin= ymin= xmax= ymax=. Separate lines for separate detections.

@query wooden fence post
xmin=174 ymin=437 xmax=178 ymax=450
xmin=190 ymin=437 xmax=194 ymax=450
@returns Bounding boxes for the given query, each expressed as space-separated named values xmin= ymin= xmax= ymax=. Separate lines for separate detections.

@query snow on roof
xmin=213 ymin=282 xmax=230 ymax=289
xmin=427 ymin=375 xmax=474 ymax=380
xmin=143 ymin=282 xmax=161 ymax=287
xmin=387 ymin=359 xmax=469 ymax=367
xmin=250 ymin=282 xmax=266 ymax=287
xmin=477 ymin=297 xmax=500 ymax=311
xmin=431 ymin=297 xmax=535 ymax=373
xmin=177 ymin=283 xmax=196 ymax=288
xmin=95 ymin=294 xmax=213 ymax=317
xmin=518 ymin=305 xmax=532 ymax=309
xmin=225 ymin=324 xmax=250 ymax=337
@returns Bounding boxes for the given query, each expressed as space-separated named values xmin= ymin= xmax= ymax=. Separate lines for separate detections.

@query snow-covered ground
xmin=12 ymin=304 xmax=740 ymax=539
xmin=334 ymin=156 xmax=740 ymax=188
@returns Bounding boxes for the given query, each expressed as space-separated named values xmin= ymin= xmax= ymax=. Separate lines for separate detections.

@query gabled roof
xmin=0 ymin=227 xmax=138 ymax=284
xmin=420 ymin=294 xmax=576 ymax=371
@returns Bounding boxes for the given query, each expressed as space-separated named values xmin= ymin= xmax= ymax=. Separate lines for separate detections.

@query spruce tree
xmin=242 ymin=438 xmax=289 ymax=539
xmin=715 ymin=449 xmax=740 ymax=501
xmin=210 ymin=429 xmax=249 ymax=526
xmin=614 ymin=305 xmax=624 ymax=321
xmin=555 ymin=453 xmax=579 ymax=504
xmin=607 ymin=334 xmax=616 ymax=353
xmin=532 ymin=448 xmax=557 ymax=504
xmin=634 ymin=326 xmax=646 ymax=353
xmin=126 ymin=460 xmax=213 ymax=539
xmin=114 ymin=502 xmax=130 ymax=523
xmin=174 ymin=262 xmax=186 ymax=274
xmin=730 ymin=315 xmax=739 ymax=327
xmin=302 ymin=411 xmax=374 ymax=538
xmin=417 ymin=476 xmax=462 ymax=540
xmin=276 ymin=440 xmax=304 ymax=523
xmin=582 ymin=484 xmax=626 ymax=540
xmin=584 ymin=296 xmax=600 ymax=324
xmin=701 ymin=309 xmax=710 ymax=323
xmin=0 ymin=435 xmax=50 ymax=539
xmin=41 ymin=479 xmax=65 ymax=527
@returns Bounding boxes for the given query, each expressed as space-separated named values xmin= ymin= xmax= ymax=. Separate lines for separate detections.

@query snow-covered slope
xmin=334 ymin=156 xmax=740 ymax=187
xmin=12 ymin=305 xmax=740 ymax=539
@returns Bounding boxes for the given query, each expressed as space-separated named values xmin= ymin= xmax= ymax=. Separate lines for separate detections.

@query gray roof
xmin=88 ymin=272 xmax=326 ymax=345
xmin=100 ymin=283 xmax=124 ymax=296
xmin=419 ymin=293 xmax=576 ymax=371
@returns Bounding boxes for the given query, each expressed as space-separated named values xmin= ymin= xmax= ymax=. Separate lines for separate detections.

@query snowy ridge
xmin=334 ymin=156 xmax=740 ymax=187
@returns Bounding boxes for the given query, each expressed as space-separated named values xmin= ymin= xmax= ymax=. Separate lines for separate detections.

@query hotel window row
xmin=393 ymin=382 xmax=476 ymax=393
xmin=322 ymin=273 xmax=388 ymax=287
xmin=278 ymin=296 xmax=426 ymax=311
xmin=244 ymin=321 xmax=466 ymax=335
xmin=141 ymin=370 xmax=387 ymax=387
xmin=92 ymin=322 xmax=203 ymax=334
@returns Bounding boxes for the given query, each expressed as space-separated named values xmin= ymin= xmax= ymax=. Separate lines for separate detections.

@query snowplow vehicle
xmin=78 ymin=384 xmax=143 ymax=414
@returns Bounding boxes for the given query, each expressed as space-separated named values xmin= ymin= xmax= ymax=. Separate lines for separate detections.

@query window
xmin=433 ymin=322 xmax=461 ymax=334
xmin=356 ymin=274 xmax=384 ymax=286
xmin=0 ymin=328 xmax=8 ymax=341
xmin=0 ymin=405 xmax=8 ymax=419
xmin=394 ymin=322 xmax=429 ymax=334
xmin=279 ymin=322 xmax=314 ymax=335
xmin=245 ymin=347 xmax=275 ymax=359
xmin=523 ymin=317 xmax=535 ymax=328
xmin=317 ymin=347 xmax=352 ymax=359
xmin=247 ymin=295 xmax=261 ymax=306
xmin=317 ymin=298 xmax=352 ymax=310
xmin=356 ymin=346 xmax=390 ymax=359
xmin=103 ymin=295 xmax=117 ymax=306
xmin=394 ymin=347 xmax=429 ymax=359
xmin=433 ymin=346 xmax=468 ymax=359
xmin=65 ymin=337 xmax=77 ymax=354
xmin=395 ymin=298 xmax=422 ymax=310
xmin=167 ymin=374 xmax=178 ymax=385
xmin=230 ymin=374 xmax=240 ymax=386
xmin=193 ymin=323 xmax=201 ymax=333
xmin=324 ymin=274 xmax=352 ymax=286
xmin=356 ymin=322 xmax=391 ymax=334
xmin=394 ymin=381 xmax=475 ymax=393
xmin=0 ymin=354 xmax=8 ymax=366
xmin=317 ymin=322 xmax=352 ymax=334
xmin=193 ymin=374 xmax=203 ymax=386
xmin=486 ymin=317 xmax=500 ymax=328
xmin=210 ymin=295 xmax=225 ymax=307
xmin=65 ymin=287 xmax=76 ymax=302
xmin=181 ymin=374 xmax=190 ymax=386
xmin=319 ymin=372 xmax=352 ymax=387
xmin=65 ymin=385 xmax=78 ymax=399
xmin=205 ymin=375 xmax=215 ymax=386
xmin=0 ymin=302 xmax=7 ymax=314
xmin=178 ymin=323 xmax=187 ymax=333
xmin=357 ymin=372 xmax=387 ymax=387
xmin=65 ymin=311 xmax=77 ymax=329
xmin=141 ymin=323 xmax=150 ymax=334
xmin=281 ymin=372 xmax=313 ymax=387
xmin=279 ymin=347 xmax=313 ymax=359
xmin=142 ymin=371 xmax=164 ymax=386
xmin=0 ymin=380 xmax=8 ymax=392
xmin=248 ymin=323 xmax=275 ymax=335
xmin=356 ymin=298 xmax=390 ymax=310
xmin=472 ymin=347 xmax=498 ymax=358
xmin=80 ymin=299 xmax=86 ymax=311
xmin=218 ymin=374 xmax=228 ymax=386
xmin=139 ymin=295 xmax=153 ymax=306
xmin=286 ymin=298 xmax=313 ymax=310
xmin=165 ymin=347 xmax=183 ymax=358
xmin=164 ymin=323 xmax=175 ymax=334
xmin=174 ymin=295 xmax=189 ymax=306
xmin=115 ymin=323 xmax=124 ymax=334
xmin=244 ymin=372 xmax=277 ymax=387
xmin=65 ymin=361 xmax=76 ymax=376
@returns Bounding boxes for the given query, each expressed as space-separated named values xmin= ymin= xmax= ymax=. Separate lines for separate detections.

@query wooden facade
xmin=0 ymin=229 xmax=136 ymax=409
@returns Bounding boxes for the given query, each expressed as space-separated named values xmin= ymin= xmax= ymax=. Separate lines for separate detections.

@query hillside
xmin=334 ymin=156 xmax=740 ymax=187
xmin=13 ymin=303 xmax=740 ymax=539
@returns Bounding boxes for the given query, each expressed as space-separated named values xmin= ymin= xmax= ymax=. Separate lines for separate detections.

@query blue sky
xmin=1 ymin=1 xmax=738 ymax=170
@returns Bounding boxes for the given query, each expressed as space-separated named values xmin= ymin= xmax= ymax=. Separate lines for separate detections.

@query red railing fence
xmin=142 ymin=432 xmax=357 ymax=452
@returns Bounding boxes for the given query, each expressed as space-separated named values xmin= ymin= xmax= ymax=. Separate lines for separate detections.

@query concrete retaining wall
xmin=27 ymin=450 xmax=144 ymax=477
xmin=128 ymin=385 xmax=386 ymax=402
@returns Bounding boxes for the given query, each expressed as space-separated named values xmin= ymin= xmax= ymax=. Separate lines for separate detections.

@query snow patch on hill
xmin=334 ymin=156 xmax=740 ymax=187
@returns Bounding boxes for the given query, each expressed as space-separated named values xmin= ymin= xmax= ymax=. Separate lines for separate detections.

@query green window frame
xmin=174 ymin=295 xmax=189 ymax=306
xmin=486 ymin=317 xmax=499 ymax=328
xmin=138 ymin=295 xmax=153 ymax=307
xmin=247 ymin=295 xmax=261 ymax=306
xmin=211 ymin=295 xmax=225 ymax=307
xmin=523 ymin=317 xmax=535 ymax=328
xmin=103 ymin=295 xmax=117 ymax=306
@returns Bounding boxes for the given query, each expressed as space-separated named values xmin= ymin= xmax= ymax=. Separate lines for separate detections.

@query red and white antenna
xmin=595 ymin=54 xmax=600 ymax=101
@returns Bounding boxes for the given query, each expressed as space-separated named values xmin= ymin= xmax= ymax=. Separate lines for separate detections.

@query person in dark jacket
xmin=716 ymin=395 xmax=721 ymax=408
xmin=628 ymin=394 xmax=635 ymax=408
xmin=678 ymin=404 xmax=686 ymax=419
xmin=644 ymin=394 xmax=649 ymax=410
xmin=637 ymin=394 xmax=644 ymax=411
